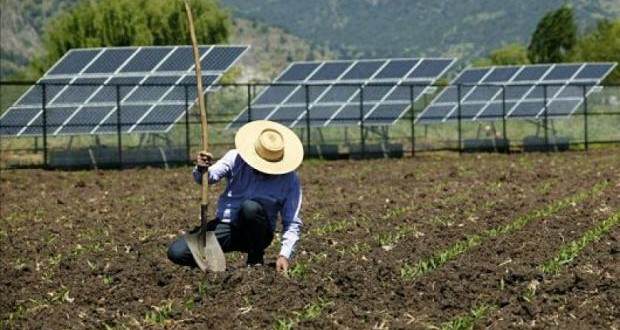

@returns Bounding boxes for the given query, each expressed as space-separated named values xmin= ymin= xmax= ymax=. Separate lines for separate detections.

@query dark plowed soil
xmin=1 ymin=150 xmax=619 ymax=329
xmin=490 ymin=227 xmax=619 ymax=329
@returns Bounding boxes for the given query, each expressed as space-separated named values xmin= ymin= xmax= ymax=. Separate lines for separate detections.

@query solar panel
xmin=0 ymin=45 xmax=248 ymax=136
xmin=228 ymin=58 xmax=455 ymax=129
xmin=417 ymin=63 xmax=616 ymax=124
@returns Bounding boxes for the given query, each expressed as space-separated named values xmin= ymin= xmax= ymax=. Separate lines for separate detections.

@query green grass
xmin=400 ymin=181 xmax=608 ymax=280
xmin=541 ymin=210 xmax=620 ymax=274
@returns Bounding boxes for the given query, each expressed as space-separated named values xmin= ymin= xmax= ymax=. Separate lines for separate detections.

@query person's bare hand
xmin=276 ymin=256 xmax=289 ymax=273
xmin=196 ymin=151 xmax=214 ymax=171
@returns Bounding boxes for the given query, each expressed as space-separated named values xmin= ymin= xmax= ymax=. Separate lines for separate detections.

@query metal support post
xmin=359 ymin=85 xmax=365 ymax=158
xmin=116 ymin=85 xmax=123 ymax=168
xmin=409 ymin=85 xmax=415 ymax=157
xmin=305 ymin=84 xmax=311 ymax=152
xmin=247 ymin=84 xmax=252 ymax=122
xmin=41 ymin=83 xmax=48 ymax=168
xmin=543 ymin=85 xmax=549 ymax=152
xmin=501 ymin=85 xmax=508 ymax=154
xmin=583 ymin=85 xmax=589 ymax=151
xmin=457 ymin=84 xmax=462 ymax=154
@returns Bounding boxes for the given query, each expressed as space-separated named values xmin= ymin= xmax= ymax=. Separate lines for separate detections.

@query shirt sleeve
xmin=279 ymin=173 xmax=303 ymax=259
xmin=192 ymin=150 xmax=237 ymax=185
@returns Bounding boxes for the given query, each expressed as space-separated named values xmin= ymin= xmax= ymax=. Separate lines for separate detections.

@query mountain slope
xmin=0 ymin=0 xmax=332 ymax=79
xmin=221 ymin=0 xmax=620 ymax=59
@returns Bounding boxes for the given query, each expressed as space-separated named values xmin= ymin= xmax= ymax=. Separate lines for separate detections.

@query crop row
xmin=440 ymin=210 xmax=619 ymax=330
xmin=400 ymin=180 xmax=609 ymax=280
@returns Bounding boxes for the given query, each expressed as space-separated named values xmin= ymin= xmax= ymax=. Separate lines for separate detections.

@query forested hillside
xmin=0 ymin=0 xmax=332 ymax=79
xmin=1 ymin=0 xmax=618 ymax=79
xmin=222 ymin=0 xmax=620 ymax=59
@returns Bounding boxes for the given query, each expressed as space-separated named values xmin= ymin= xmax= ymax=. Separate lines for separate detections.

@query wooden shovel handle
xmin=184 ymin=0 xmax=209 ymax=224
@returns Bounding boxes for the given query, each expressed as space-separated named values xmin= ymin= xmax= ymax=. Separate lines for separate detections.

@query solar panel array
xmin=228 ymin=58 xmax=455 ymax=128
xmin=416 ymin=63 xmax=617 ymax=123
xmin=0 ymin=45 xmax=248 ymax=136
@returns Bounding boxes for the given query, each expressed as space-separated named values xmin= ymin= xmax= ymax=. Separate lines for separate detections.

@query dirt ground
xmin=1 ymin=150 xmax=619 ymax=329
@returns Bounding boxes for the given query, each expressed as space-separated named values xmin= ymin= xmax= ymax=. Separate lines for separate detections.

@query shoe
xmin=246 ymin=252 xmax=264 ymax=266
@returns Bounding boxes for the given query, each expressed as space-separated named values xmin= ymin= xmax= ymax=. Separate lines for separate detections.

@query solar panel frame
xmin=362 ymin=58 xmax=455 ymax=126
xmin=228 ymin=58 xmax=455 ymax=129
xmin=417 ymin=62 xmax=616 ymax=124
xmin=0 ymin=45 xmax=248 ymax=137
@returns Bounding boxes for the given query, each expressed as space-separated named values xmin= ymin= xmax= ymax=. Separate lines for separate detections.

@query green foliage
xmin=570 ymin=19 xmax=620 ymax=83
xmin=31 ymin=0 xmax=231 ymax=76
xmin=488 ymin=43 xmax=530 ymax=65
xmin=528 ymin=6 xmax=577 ymax=63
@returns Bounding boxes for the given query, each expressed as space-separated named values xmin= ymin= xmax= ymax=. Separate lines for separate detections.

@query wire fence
xmin=1 ymin=80 xmax=619 ymax=169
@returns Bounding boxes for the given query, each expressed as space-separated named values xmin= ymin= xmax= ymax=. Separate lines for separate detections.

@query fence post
xmin=543 ymin=84 xmax=549 ymax=153
xmin=409 ymin=84 xmax=415 ymax=157
xmin=116 ymin=84 xmax=123 ymax=169
xmin=359 ymin=84 xmax=365 ymax=158
xmin=457 ymin=84 xmax=462 ymax=154
xmin=502 ymin=85 xmax=508 ymax=154
xmin=583 ymin=84 xmax=588 ymax=151
xmin=184 ymin=84 xmax=191 ymax=164
xmin=305 ymin=84 xmax=311 ymax=153
xmin=41 ymin=83 xmax=48 ymax=169
xmin=247 ymin=84 xmax=252 ymax=123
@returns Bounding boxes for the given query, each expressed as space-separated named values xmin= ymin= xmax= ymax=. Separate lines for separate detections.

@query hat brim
xmin=235 ymin=120 xmax=304 ymax=175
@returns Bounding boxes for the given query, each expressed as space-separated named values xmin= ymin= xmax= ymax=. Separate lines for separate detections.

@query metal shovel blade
xmin=185 ymin=229 xmax=226 ymax=272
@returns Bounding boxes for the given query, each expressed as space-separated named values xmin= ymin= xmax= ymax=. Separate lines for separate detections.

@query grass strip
xmin=437 ymin=208 xmax=619 ymax=329
xmin=540 ymin=210 xmax=620 ymax=274
xmin=274 ymin=298 xmax=333 ymax=330
xmin=400 ymin=181 xmax=609 ymax=280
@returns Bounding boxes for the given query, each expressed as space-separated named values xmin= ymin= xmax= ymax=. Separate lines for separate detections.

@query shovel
xmin=182 ymin=0 xmax=226 ymax=272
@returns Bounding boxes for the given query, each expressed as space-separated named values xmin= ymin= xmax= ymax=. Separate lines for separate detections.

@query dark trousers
xmin=167 ymin=200 xmax=274 ymax=267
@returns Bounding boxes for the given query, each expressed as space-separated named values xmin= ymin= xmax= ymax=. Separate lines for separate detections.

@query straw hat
xmin=235 ymin=120 xmax=304 ymax=175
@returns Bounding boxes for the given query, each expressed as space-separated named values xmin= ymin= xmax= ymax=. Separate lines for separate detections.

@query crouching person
xmin=167 ymin=120 xmax=303 ymax=272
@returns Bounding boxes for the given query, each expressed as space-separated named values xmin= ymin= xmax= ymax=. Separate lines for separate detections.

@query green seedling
xmin=401 ymin=181 xmax=608 ymax=280
xmin=274 ymin=298 xmax=333 ymax=329
xmin=287 ymin=262 xmax=309 ymax=280
xmin=440 ymin=304 xmax=495 ymax=330
xmin=144 ymin=301 xmax=174 ymax=325
xmin=103 ymin=274 xmax=113 ymax=285
xmin=541 ymin=210 xmax=619 ymax=274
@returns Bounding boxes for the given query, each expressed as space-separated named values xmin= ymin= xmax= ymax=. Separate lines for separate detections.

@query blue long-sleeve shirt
xmin=192 ymin=149 xmax=302 ymax=259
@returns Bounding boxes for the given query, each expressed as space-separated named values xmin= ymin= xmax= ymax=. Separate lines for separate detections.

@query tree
xmin=30 ymin=0 xmax=231 ymax=76
xmin=489 ymin=43 xmax=529 ymax=65
xmin=472 ymin=43 xmax=529 ymax=67
xmin=528 ymin=6 xmax=576 ymax=63
xmin=570 ymin=19 xmax=620 ymax=83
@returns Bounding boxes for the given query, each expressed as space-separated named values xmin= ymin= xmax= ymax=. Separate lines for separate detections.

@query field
xmin=1 ymin=150 xmax=619 ymax=329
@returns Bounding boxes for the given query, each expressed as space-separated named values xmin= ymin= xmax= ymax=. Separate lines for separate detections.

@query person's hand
xmin=276 ymin=255 xmax=289 ymax=273
xmin=196 ymin=151 xmax=214 ymax=171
